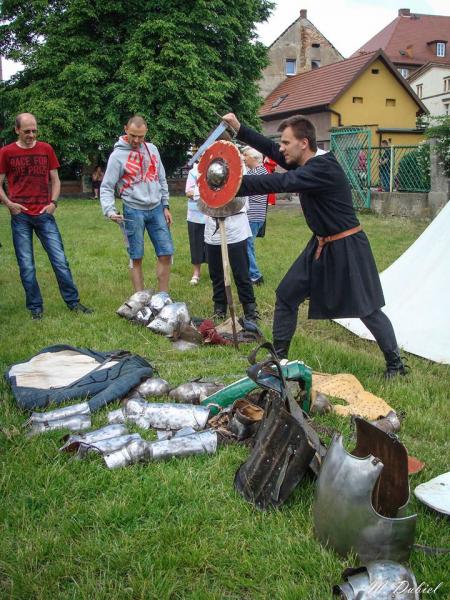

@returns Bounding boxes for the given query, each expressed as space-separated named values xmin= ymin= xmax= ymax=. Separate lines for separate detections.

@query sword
xmin=188 ymin=119 xmax=236 ymax=167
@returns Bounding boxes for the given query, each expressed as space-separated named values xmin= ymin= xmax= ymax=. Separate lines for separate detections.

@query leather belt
xmin=314 ymin=225 xmax=362 ymax=260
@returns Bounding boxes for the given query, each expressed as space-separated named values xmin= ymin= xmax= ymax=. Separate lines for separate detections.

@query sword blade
xmin=187 ymin=121 xmax=228 ymax=167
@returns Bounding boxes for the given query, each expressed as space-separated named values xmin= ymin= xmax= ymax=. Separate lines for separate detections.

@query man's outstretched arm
xmin=221 ymin=113 xmax=288 ymax=169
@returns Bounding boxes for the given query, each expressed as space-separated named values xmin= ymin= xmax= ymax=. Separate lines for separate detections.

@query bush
xmin=396 ymin=146 xmax=430 ymax=192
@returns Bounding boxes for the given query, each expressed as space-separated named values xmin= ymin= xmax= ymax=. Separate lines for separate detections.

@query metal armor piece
xmin=26 ymin=401 xmax=91 ymax=425
xmin=333 ymin=560 xmax=419 ymax=599
xmin=156 ymin=426 xmax=196 ymax=441
xmin=79 ymin=433 xmax=142 ymax=458
xmin=150 ymin=430 xmax=217 ymax=460
xmin=414 ymin=471 xmax=450 ymax=516
xmin=103 ymin=438 xmax=151 ymax=469
xmin=313 ymin=433 xmax=417 ymax=562
xmin=27 ymin=414 xmax=92 ymax=436
xmin=108 ymin=408 xmax=125 ymax=423
xmin=135 ymin=377 xmax=171 ymax=397
xmin=135 ymin=306 xmax=153 ymax=325
xmin=369 ymin=410 xmax=402 ymax=434
xmin=169 ymin=381 xmax=224 ymax=404
xmin=149 ymin=292 xmax=172 ymax=315
xmin=117 ymin=289 xmax=153 ymax=319
xmin=59 ymin=424 xmax=128 ymax=452
xmin=147 ymin=302 xmax=190 ymax=337
xmin=124 ymin=399 xmax=211 ymax=431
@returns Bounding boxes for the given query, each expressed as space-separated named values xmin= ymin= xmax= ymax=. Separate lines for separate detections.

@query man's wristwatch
xmin=51 ymin=200 xmax=58 ymax=208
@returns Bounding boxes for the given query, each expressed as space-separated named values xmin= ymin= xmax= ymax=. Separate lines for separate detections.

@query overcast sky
xmin=2 ymin=0 xmax=449 ymax=79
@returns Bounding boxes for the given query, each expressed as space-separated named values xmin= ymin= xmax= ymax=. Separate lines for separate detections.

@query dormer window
xmin=436 ymin=42 xmax=446 ymax=57
xmin=271 ymin=94 xmax=288 ymax=108
xmin=399 ymin=68 xmax=409 ymax=78
xmin=285 ymin=59 xmax=296 ymax=76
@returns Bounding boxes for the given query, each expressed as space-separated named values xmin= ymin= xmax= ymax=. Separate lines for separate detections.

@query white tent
xmin=335 ymin=202 xmax=450 ymax=364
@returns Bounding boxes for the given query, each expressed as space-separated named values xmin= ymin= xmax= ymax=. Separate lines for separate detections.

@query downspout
xmin=326 ymin=108 xmax=342 ymax=127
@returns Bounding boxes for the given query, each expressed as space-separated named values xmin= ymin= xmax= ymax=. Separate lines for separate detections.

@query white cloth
xmin=204 ymin=204 xmax=252 ymax=245
xmin=9 ymin=351 xmax=118 ymax=389
xmin=335 ymin=201 xmax=450 ymax=364
xmin=185 ymin=163 xmax=205 ymax=224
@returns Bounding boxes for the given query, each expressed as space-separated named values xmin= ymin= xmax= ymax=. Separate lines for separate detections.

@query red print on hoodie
xmin=120 ymin=145 xmax=159 ymax=194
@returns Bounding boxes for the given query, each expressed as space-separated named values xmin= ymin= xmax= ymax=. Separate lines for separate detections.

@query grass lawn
xmin=0 ymin=199 xmax=449 ymax=599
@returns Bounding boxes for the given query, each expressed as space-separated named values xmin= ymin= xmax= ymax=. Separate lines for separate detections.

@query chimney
xmin=300 ymin=9 xmax=307 ymax=19
xmin=398 ymin=8 xmax=411 ymax=16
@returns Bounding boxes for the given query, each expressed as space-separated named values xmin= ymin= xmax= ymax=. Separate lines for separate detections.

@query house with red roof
xmin=259 ymin=50 xmax=427 ymax=148
xmin=352 ymin=8 xmax=450 ymax=80
xmin=408 ymin=63 xmax=450 ymax=117
xmin=259 ymin=8 xmax=343 ymax=99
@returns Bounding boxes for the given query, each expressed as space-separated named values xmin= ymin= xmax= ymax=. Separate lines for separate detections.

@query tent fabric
xmin=5 ymin=345 xmax=154 ymax=412
xmin=335 ymin=202 xmax=450 ymax=364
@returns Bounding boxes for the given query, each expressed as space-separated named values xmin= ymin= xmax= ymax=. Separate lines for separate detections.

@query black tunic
xmin=236 ymin=125 xmax=384 ymax=319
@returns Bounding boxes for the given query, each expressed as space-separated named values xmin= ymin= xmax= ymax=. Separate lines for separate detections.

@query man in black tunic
xmin=221 ymin=113 xmax=407 ymax=378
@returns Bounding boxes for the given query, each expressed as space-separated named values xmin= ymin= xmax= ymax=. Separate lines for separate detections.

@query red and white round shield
xmin=198 ymin=141 xmax=243 ymax=208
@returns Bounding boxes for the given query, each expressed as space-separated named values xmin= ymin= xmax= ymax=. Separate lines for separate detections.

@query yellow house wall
xmin=331 ymin=59 xmax=424 ymax=145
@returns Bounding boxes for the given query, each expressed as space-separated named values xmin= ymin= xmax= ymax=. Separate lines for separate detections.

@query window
xmin=444 ymin=103 xmax=449 ymax=115
xmin=271 ymin=94 xmax=288 ymax=108
xmin=444 ymin=77 xmax=450 ymax=93
xmin=312 ymin=43 xmax=320 ymax=48
xmin=352 ymin=96 xmax=363 ymax=104
xmin=416 ymin=84 xmax=423 ymax=98
xmin=285 ymin=59 xmax=296 ymax=76
xmin=386 ymin=98 xmax=396 ymax=107
xmin=436 ymin=42 xmax=446 ymax=57
xmin=399 ymin=68 xmax=409 ymax=78
xmin=311 ymin=60 xmax=321 ymax=69
xmin=371 ymin=69 xmax=379 ymax=74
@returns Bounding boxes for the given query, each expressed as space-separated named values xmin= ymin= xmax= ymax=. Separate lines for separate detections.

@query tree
xmin=0 ymin=0 xmax=274 ymax=173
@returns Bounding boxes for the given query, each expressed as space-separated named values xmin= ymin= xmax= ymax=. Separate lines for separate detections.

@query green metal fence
xmin=330 ymin=128 xmax=371 ymax=209
xmin=368 ymin=144 xmax=430 ymax=193
xmin=331 ymin=129 xmax=431 ymax=208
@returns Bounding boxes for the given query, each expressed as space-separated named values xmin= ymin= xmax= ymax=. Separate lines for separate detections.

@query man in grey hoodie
xmin=100 ymin=115 xmax=173 ymax=292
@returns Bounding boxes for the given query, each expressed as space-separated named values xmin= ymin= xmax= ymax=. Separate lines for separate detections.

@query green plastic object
xmin=201 ymin=360 xmax=312 ymax=416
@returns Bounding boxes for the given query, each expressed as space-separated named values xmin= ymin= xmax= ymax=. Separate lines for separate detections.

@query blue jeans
xmin=123 ymin=204 xmax=174 ymax=259
xmin=247 ymin=221 xmax=264 ymax=280
xmin=11 ymin=212 xmax=79 ymax=311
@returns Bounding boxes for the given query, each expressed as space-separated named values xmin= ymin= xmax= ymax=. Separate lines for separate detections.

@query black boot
xmin=242 ymin=302 xmax=259 ymax=322
xmin=212 ymin=303 xmax=227 ymax=321
xmin=383 ymin=348 xmax=409 ymax=379
xmin=273 ymin=339 xmax=291 ymax=361
xmin=240 ymin=303 xmax=261 ymax=334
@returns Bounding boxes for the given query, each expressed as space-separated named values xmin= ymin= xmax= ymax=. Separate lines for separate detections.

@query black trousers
xmin=206 ymin=241 xmax=255 ymax=306
xmin=187 ymin=221 xmax=206 ymax=265
xmin=273 ymin=293 xmax=397 ymax=355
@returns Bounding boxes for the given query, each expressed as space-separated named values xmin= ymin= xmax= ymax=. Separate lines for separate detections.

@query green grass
xmin=0 ymin=199 xmax=449 ymax=599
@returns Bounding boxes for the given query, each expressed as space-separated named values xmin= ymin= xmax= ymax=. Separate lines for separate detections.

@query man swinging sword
xmin=221 ymin=113 xmax=408 ymax=379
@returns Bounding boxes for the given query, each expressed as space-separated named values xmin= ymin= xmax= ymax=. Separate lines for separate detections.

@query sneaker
xmin=69 ymin=302 xmax=94 ymax=314
xmin=30 ymin=309 xmax=43 ymax=320
xmin=190 ymin=275 xmax=200 ymax=286
xmin=251 ymin=276 xmax=264 ymax=286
